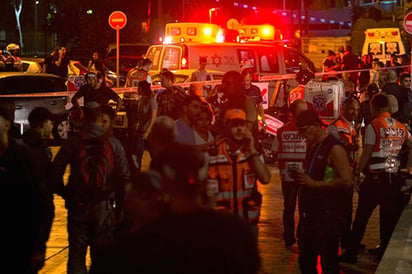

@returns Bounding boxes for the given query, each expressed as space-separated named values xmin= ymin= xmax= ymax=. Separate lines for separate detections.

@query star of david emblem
xmin=313 ymin=94 xmax=327 ymax=112
xmin=386 ymin=42 xmax=398 ymax=54
xmin=369 ymin=43 xmax=381 ymax=55
xmin=211 ymin=54 xmax=222 ymax=68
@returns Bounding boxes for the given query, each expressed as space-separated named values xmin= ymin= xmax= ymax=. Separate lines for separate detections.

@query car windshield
xmin=104 ymin=57 xmax=140 ymax=72
xmin=106 ymin=45 xmax=148 ymax=58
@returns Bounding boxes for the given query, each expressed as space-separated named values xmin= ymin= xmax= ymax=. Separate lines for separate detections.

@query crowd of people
xmin=1 ymin=57 xmax=273 ymax=273
xmin=321 ymin=45 xmax=411 ymax=93
xmin=3 ymin=42 xmax=412 ymax=273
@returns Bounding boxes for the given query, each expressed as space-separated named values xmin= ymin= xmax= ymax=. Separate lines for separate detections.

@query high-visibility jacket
xmin=208 ymin=143 xmax=261 ymax=224
xmin=275 ymin=119 xmax=307 ymax=182
xmin=329 ymin=116 xmax=358 ymax=167
xmin=369 ymin=112 xmax=407 ymax=173
xmin=126 ymin=69 xmax=149 ymax=87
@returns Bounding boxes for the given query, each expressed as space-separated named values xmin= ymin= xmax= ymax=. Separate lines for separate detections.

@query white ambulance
xmin=361 ymin=27 xmax=406 ymax=63
xmin=145 ymin=22 xmax=315 ymax=108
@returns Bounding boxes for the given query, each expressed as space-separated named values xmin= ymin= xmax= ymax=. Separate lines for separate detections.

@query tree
xmin=12 ymin=0 xmax=24 ymax=48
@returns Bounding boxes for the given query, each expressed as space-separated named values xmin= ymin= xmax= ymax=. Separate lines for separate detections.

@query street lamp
xmin=209 ymin=8 xmax=216 ymax=24
xmin=34 ymin=0 xmax=39 ymax=56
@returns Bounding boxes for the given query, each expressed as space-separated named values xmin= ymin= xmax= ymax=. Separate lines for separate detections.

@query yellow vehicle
xmin=361 ymin=28 xmax=406 ymax=63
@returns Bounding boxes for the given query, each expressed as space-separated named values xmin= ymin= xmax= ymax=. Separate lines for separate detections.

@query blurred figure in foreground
xmin=106 ymin=143 xmax=261 ymax=274
xmin=0 ymin=105 xmax=43 ymax=273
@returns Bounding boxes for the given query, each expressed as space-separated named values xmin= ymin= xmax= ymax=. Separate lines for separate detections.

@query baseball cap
xmin=224 ymin=109 xmax=246 ymax=124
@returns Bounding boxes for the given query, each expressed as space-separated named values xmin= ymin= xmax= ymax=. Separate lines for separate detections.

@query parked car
xmin=0 ymin=72 xmax=70 ymax=144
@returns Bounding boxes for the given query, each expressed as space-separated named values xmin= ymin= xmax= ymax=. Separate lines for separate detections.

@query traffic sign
xmin=403 ymin=12 xmax=412 ymax=35
xmin=108 ymin=11 xmax=127 ymax=30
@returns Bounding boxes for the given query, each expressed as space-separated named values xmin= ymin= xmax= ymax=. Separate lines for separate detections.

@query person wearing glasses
xmin=294 ymin=110 xmax=352 ymax=274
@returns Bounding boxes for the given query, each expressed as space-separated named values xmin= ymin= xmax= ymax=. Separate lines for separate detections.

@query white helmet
xmin=6 ymin=43 xmax=20 ymax=51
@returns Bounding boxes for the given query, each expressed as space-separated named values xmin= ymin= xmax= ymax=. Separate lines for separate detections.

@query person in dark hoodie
xmin=22 ymin=107 xmax=55 ymax=273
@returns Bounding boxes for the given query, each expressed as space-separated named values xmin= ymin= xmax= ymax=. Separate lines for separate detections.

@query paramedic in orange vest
xmin=207 ymin=108 xmax=271 ymax=241
xmin=326 ymin=96 xmax=360 ymax=251
xmin=288 ymin=69 xmax=314 ymax=107
xmin=340 ymin=94 xmax=412 ymax=263
xmin=327 ymin=97 xmax=360 ymax=168
xmin=124 ymin=58 xmax=152 ymax=87
xmin=272 ymin=99 xmax=308 ymax=248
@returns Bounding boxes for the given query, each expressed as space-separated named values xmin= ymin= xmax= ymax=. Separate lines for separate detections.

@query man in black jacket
xmin=22 ymin=107 xmax=56 ymax=273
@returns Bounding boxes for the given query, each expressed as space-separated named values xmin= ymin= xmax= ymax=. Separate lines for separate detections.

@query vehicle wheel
xmin=260 ymin=134 xmax=276 ymax=164
xmin=53 ymin=114 xmax=71 ymax=144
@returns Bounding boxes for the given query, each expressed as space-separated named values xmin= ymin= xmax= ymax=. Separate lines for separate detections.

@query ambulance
xmin=361 ymin=27 xmax=406 ymax=63
xmin=145 ymin=21 xmax=315 ymax=107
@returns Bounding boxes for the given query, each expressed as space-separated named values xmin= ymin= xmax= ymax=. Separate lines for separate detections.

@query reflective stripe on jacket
xmin=330 ymin=116 xmax=358 ymax=167
xmin=369 ymin=112 xmax=407 ymax=173
xmin=276 ymin=119 xmax=307 ymax=182
xmin=208 ymin=143 xmax=260 ymax=224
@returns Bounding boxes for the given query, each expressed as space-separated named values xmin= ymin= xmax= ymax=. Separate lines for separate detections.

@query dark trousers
xmin=299 ymin=210 xmax=345 ymax=274
xmin=281 ymin=180 xmax=300 ymax=245
xmin=67 ymin=200 xmax=116 ymax=274
xmin=349 ymin=173 xmax=403 ymax=255
xmin=134 ymin=133 xmax=151 ymax=173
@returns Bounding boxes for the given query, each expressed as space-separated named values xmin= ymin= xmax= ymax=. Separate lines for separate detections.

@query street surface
xmin=40 ymin=148 xmax=381 ymax=274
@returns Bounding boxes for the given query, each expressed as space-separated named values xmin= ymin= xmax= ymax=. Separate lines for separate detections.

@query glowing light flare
xmin=216 ymin=30 xmax=225 ymax=43
xmin=164 ymin=36 xmax=173 ymax=44
xmin=262 ymin=26 xmax=272 ymax=36
xmin=203 ymin=27 xmax=213 ymax=36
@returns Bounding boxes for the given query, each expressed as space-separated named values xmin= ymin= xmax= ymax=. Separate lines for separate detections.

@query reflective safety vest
xmin=369 ymin=112 xmax=407 ymax=173
xmin=276 ymin=119 xmax=307 ymax=182
xmin=330 ymin=116 xmax=358 ymax=167
xmin=126 ymin=69 xmax=149 ymax=87
xmin=208 ymin=143 xmax=261 ymax=224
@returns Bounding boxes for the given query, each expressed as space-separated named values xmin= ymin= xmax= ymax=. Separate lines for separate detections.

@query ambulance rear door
xmin=146 ymin=44 xmax=184 ymax=76
xmin=361 ymin=28 xmax=405 ymax=63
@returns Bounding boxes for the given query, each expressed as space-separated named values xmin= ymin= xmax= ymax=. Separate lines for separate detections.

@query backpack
xmin=75 ymin=133 xmax=115 ymax=203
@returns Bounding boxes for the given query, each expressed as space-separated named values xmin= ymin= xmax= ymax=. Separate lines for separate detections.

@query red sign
xmin=403 ymin=12 xmax=412 ymax=35
xmin=108 ymin=11 xmax=127 ymax=30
